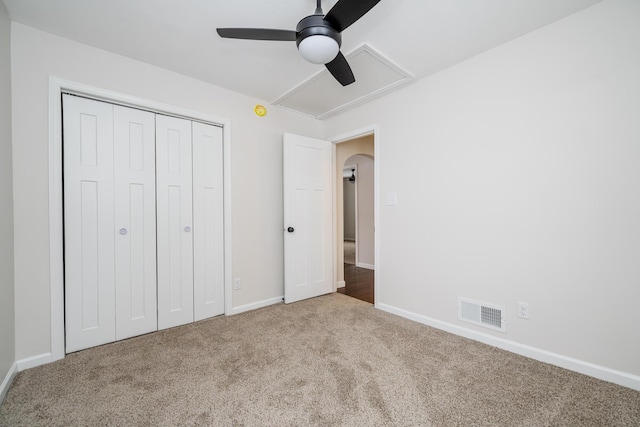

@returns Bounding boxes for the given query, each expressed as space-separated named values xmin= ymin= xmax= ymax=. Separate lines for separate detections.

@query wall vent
xmin=458 ymin=298 xmax=506 ymax=333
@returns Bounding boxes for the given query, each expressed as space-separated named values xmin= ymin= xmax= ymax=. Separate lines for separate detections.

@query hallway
xmin=337 ymin=264 xmax=374 ymax=304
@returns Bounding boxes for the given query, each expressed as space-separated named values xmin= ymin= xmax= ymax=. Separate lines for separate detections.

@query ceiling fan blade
xmin=324 ymin=0 xmax=382 ymax=32
xmin=217 ymin=28 xmax=296 ymax=41
xmin=325 ymin=52 xmax=355 ymax=86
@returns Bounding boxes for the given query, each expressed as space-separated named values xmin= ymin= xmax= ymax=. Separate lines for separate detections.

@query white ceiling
xmin=3 ymin=0 xmax=603 ymax=117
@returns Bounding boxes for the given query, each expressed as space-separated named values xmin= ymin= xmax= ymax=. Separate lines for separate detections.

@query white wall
xmin=325 ymin=0 xmax=640 ymax=379
xmin=344 ymin=154 xmax=375 ymax=267
xmin=0 ymin=1 xmax=15 ymax=395
xmin=10 ymin=23 xmax=323 ymax=361
xmin=351 ymin=155 xmax=374 ymax=268
xmin=343 ymin=177 xmax=356 ymax=241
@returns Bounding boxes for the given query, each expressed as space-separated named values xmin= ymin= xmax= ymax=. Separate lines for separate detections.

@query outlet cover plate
xmin=517 ymin=302 xmax=529 ymax=319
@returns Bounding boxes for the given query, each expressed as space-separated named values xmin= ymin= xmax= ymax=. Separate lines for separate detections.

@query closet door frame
xmin=48 ymin=78 xmax=232 ymax=362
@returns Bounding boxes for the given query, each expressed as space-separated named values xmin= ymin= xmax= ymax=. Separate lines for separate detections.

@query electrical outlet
xmin=517 ymin=302 xmax=529 ymax=319
xmin=234 ymin=278 xmax=241 ymax=290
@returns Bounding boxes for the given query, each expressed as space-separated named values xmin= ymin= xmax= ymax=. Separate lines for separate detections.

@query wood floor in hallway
xmin=337 ymin=263 xmax=374 ymax=304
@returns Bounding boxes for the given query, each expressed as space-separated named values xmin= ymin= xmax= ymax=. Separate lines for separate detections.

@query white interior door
xmin=63 ymin=94 xmax=116 ymax=352
xmin=283 ymin=133 xmax=333 ymax=304
xmin=113 ymin=105 xmax=157 ymax=340
xmin=156 ymin=115 xmax=194 ymax=330
xmin=192 ymin=122 xmax=225 ymax=320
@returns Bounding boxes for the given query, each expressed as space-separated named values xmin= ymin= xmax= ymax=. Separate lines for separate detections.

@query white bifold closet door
xmin=113 ymin=106 xmax=158 ymax=340
xmin=192 ymin=122 xmax=225 ymax=320
xmin=156 ymin=115 xmax=194 ymax=330
xmin=64 ymin=96 xmax=225 ymax=353
xmin=64 ymin=95 xmax=157 ymax=353
xmin=155 ymin=118 xmax=225 ymax=327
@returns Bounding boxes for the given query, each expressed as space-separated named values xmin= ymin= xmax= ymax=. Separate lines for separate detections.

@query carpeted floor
xmin=1 ymin=293 xmax=639 ymax=426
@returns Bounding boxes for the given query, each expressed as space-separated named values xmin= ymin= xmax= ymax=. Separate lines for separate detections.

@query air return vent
xmin=273 ymin=44 xmax=414 ymax=119
xmin=458 ymin=298 xmax=506 ymax=333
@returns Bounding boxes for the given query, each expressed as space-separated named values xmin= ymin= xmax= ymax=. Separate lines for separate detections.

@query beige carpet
xmin=1 ymin=294 xmax=639 ymax=426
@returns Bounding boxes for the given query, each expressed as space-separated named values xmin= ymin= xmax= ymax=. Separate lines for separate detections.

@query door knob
xmin=119 ymin=228 xmax=127 ymax=235
xmin=287 ymin=227 xmax=294 ymax=233
xmin=184 ymin=226 xmax=191 ymax=232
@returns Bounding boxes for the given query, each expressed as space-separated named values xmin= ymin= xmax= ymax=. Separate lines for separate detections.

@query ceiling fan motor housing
xmin=295 ymin=15 xmax=342 ymax=48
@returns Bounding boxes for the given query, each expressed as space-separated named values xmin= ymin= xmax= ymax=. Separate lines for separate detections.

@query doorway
xmin=334 ymin=135 xmax=375 ymax=304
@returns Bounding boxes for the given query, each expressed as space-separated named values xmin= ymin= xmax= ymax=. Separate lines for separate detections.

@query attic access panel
xmin=273 ymin=44 xmax=413 ymax=119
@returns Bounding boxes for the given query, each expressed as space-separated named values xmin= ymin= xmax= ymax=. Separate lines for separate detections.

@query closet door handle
xmin=119 ymin=228 xmax=128 ymax=235
xmin=184 ymin=226 xmax=191 ymax=232
xmin=287 ymin=227 xmax=294 ymax=233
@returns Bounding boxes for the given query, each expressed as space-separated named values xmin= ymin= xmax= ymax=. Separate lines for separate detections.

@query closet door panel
xmin=63 ymin=95 xmax=116 ymax=352
xmin=156 ymin=115 xmax=194 ymax=330
xmin=114 ymin=105 xmax=157 ymax=340
xmin=192 ymin=122 xmax=225 ymax=320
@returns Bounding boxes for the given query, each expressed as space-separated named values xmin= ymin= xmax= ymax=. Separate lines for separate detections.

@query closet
xmin=63 ymin=94 xmax=224 ymax=353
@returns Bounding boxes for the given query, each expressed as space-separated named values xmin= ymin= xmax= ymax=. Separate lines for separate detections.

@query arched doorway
xmin=335 ymin=136 xmax=374 ymax=303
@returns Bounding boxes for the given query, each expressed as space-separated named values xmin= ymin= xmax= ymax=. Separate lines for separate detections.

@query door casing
xmin=329 ymin=125 xmax=380 ymax=305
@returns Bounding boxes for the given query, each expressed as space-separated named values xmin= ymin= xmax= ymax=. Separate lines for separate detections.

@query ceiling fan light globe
xmin=298 ymin=35 xmax=339 ymax=64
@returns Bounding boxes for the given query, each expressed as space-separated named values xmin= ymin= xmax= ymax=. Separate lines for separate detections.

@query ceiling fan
xmin=217 ymin=0 xmax=382 ymax=87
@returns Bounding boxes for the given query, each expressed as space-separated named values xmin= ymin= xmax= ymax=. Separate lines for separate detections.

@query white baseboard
xmin=16 ymin=353 xmax=52 ymax=372
xmin=0 ymin=361 xmax=18 ymax=404
xmin=356 ymin=262 xmax=375 ymax=270
xmin=377 ymin=303 xmax=640 ymax=391
xmin=336 ymin=281 xmax=346 ymax=289
xmin=12 ymin=297 xmax=284 ymax=374
xmin=227 ymin=296 xmax=283 ymax=316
